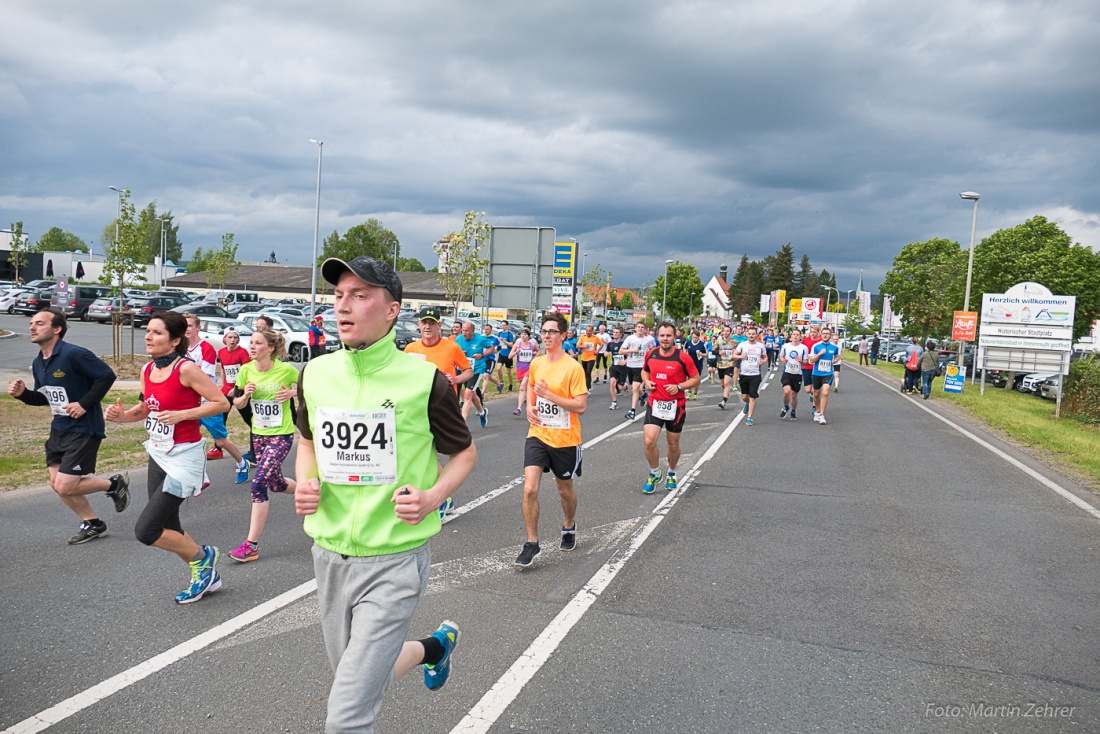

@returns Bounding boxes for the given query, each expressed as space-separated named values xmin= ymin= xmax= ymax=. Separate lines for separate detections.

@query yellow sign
xmin=553 ymin=241 xmax=576 ymax=278
xmin=789 ymin=298 xmax=802 ymax=314
xmin=777 ymin=290 xmax=787 ymax=313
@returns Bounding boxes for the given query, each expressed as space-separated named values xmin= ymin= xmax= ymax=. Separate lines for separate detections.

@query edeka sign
xmin=943 ymin=364 xmax=966 ymax=394
xmin=952 ymin=311 xmax=978 ymax=341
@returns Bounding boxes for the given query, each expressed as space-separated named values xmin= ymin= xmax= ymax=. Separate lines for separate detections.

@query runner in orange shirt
xmin=575 ymin=324 xmax=602 ymax=394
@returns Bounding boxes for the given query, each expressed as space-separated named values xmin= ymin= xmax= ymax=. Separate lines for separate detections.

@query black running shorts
xmin=780 ymin=372 xmax=803 ymax=392
xmin=738 ymin=374 xmax=761 ymax=399
xmin=524 ymin=437 xmax=583 ymax=480
xmin=812 ymin=374 xmax=834 ymax=390
xmin=44 ymin=428 xmax=101 ymax=476
xmin=643 ymin=401 xmax=687 ymax=433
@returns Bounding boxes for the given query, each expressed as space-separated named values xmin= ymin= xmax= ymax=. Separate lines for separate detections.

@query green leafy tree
xmin=433 ymin=211 xmax=491 ymax=314
xmin=204 ymin=233 xmax=241 ymax=291
xmin=608 ymin=289 xmax=619 ymax=310
xmin=188 ymin=246 xmax=214 ymax=275
xmin=33 ymin=227 xmax=88 ymax=253
xmin=619 ymin=290 xmax=635 ymax=310
xmin=397 ymin=257 xmax=426 ymax=272
xmin=651 ymin=261 xmax=705 ymax=320
xmin=970 ymin=215 xmax=1100 ymax=341
xmin=579 ymin=263 xmax=612 ymax=315
xmin=100 ymin=191 xmax=148 ymax=292
xmin=880 ymin=237 xmax=965 ymax=338
xmin=134 ymin=203 xmax=183 ymax=265
xmin=7 ymin=221 xmax=28 ymax=282
xmin=321 ymin=219 xmax=400 ymax=267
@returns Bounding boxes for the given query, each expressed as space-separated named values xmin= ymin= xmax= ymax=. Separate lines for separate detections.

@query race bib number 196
xmin=315 ymin=408 xmax=398 ymax=484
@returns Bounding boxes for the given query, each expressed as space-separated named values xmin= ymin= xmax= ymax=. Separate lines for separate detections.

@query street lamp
xmin=662 ymin=259 xmax=673 ymax=323
xmin=309 ymin=139 xmax=323 ymax=319
xmin=159 ymin=216 xmax=170 ymax=288
xmin=821 ymin=285 xmax=838 ymax=320
xmin=960 ymin=191 xmax=980 ymax=371
xmin=689 ymin=291 xmax=696 ymax=321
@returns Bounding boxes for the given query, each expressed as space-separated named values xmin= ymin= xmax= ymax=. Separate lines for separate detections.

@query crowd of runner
xmin=7 ymin=259 xmax=853 ymax=732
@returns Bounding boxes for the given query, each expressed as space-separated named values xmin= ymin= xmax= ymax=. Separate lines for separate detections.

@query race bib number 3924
xmin=315 ymin=408 xmax=398 ymax=484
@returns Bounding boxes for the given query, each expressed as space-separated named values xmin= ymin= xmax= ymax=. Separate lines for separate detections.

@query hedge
xmin=1063 ymin=356 xmax=1100 ymax=424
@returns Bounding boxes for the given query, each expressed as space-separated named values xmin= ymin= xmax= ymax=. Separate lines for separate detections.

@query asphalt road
xmin=1 ymin=337 xmax=1098 ymax=733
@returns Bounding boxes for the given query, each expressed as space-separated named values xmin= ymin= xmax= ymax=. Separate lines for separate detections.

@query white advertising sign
xmin=978 ymin=336 xmax=1073 ymax=351
xmin=802 ymin=297 xmax=821 ymax=314
xmin=980 ymin=323 xmax=1074 ymax=340
xmin=980 ymin=283 xmax=1075 ymax=326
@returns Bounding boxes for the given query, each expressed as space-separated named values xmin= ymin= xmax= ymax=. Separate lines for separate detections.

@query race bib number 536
xmin=315 ymin=408 xmax=398 ymax=484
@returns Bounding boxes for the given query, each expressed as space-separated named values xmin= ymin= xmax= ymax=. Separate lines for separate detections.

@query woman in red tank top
xmin=105 ymin=312 xmax=231 ymax=604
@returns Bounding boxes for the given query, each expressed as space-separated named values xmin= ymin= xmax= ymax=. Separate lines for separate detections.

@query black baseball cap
xmin=321 ymin=256 xmax=403 ymax=303
xmin=418 ymin=306 xmax=443 ymax=322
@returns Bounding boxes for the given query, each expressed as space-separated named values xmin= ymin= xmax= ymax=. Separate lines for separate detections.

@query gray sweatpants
xmin=312 ymin=542 xmax=432 ymax=734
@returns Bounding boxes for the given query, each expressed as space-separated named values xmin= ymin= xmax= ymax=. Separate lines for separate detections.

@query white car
xmin=239 ymin=312 xmax=335 ymax=362
xmin=197 ymin=317 xmax=255 ymax=352
xmin=1 ymin=287 xmax=31 ymax=314
xmin=1018 ymin=372 xmax=1058 ymax=394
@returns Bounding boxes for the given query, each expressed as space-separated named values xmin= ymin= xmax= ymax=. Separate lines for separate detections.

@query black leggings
xmin=582 ymin=359 xmax=594 ymax=389
xmin=134 ymin=459 xmax=186 ymax=546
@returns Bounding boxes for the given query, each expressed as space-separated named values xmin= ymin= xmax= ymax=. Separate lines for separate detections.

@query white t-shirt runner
xmin=781 ymin=343 xmax=809 ymax=374
xmin=736 ymin=341 xmax=768 ymax=377
xmin=621 ymin=335 xmax=652 ymax=369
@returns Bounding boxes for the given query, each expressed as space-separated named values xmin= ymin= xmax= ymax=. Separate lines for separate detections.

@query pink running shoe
xmin=229 ymin=541 xmax=259 ymax=563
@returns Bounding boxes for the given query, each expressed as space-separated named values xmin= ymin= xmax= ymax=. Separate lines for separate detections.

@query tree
xmin=7 ymin=221 xmax=28 ymax=282
xmin=880 ymin=237 xmax=965 ymax=338
xmin=433 ymin=211 xmax=491 ymax=315
xmin=321 ymin=219 xmax=401 ymax=267
xmin=609 ymin=289 xmax=619 ymax=310
xmin=651 ymin=262 xmax=705 ymax=320
xmin=397 ymin=257 xmax=426 ymax=272
xmin=579 ymin=263 xmax=612 ymax=315
xmin=33 ymin=227 xmax=88 ymax=253
xmin=99 ymin=190 xmax=148 ymax=292
xmin=765 ymin=242 xmax=796 ymax=294
xmin=619 ymin=291 xmax=635 ymax=310
xmin=970 ymin=216 xmax=1100 ymax=341
xmin=794 ymin=253 xmax=819 ymax=299
xmin=728 ymin=255 xmax=756 ymax=317
xmin=203 ymin=233 xmax=241 ymax=291
xmin=134 ymin=202 xmax=183 ymax=265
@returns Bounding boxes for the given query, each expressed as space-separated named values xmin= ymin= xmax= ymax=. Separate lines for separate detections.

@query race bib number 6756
xmin=315 ymin=408 xmax=398 ymax=485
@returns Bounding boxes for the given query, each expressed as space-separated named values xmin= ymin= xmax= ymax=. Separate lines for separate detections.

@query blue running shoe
xmin=241 ymin=451 xmax=256 ymax=466
xmin=742 ymin=401 xmax=749 ymax=415
xmin=438 ymin=496 xmax=454 ymax=521
xmin=479 ymin=407 xmax=488 ymax=428
xmin=644 ymin=469 xmax=662 ymax=494
xmin=746 ymin=417 xmax=754 ymax=425
xmin=235 ymin=463 xmax=250 ymax=484
xmin=665 ymin=472 xmax=677 ymax=491
xmin=176 ymin=545 xmax=221 ymax=604
xmin=424 ymin=620 xmax=461 ymax=691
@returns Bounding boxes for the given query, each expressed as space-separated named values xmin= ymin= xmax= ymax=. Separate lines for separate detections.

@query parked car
xmin=394 ymin=321 xmax=420 ymax=351
xmin=226 ymin=301 xmax=265 ymax=316
xmin=1018 ymin=372 xmax=1058 ymax=394
xmin=196 ymin=317 xmax=256 ymax=352
xmin=1037 ymin=376 xmax=1062 ymax=400
xmin=238 ymin=313 xmax=334 ymax=362
xmin=23 ymin=279 xmax=56 ymax=290
xmin=125 ymin=295 xmax=190 ymax=325
xmin=121 ymin=288 xmax=149 ymax=299
xmin=85 ymin=296 xmax=129 ymax=323
xmin=0 ymin=287 xmax=31 ymax=314
xmin=12 ymin=287 xmax=56 ymax=315
xmin=51 ymin=284 xmax=112 ymax=320
xmin=171 ymin=302 xmax=231 ymax=319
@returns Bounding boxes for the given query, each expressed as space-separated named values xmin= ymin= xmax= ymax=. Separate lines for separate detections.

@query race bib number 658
xmin=315 ymin=408 xmax=398 ymax=484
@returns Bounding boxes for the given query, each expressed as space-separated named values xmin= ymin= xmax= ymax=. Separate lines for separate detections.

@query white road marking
xmin=852 ymin=366 xmax=1100 ymax=520
xmin=5 ymin=374 xmax=762 ymax=734
xmin=450 ymin=375 xmax=755 ymax=734
xmin=2 ymin=580 xmax=318 ymax=734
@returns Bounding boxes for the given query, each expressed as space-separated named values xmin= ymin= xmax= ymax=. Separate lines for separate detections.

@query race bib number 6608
xmin=315 ymin=408 xmax=398 ymax=484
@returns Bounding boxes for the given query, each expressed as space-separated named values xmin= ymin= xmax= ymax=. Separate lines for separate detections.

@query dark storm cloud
xmin=1 ymin=0 xmax=1097 ymax=291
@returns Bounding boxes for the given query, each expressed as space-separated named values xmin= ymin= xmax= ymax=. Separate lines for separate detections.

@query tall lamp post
xmin=821 ymin=285 xmax=839 ymax=325
xmin=309 ymin=139 xmax=323 ymax=319
xmin=662 ymin=259 xmax=673 ymax=323
xmin=689 ymin=291 xmax=696 ymax=322
xmin=159 ymin=216 xmax=169 ymax=288
xmin=959 ymin=191 xmax=980 ymax=372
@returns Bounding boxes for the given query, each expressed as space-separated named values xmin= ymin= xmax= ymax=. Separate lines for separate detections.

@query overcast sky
xmin=2 ymin=0 xmax=1098 ymax=292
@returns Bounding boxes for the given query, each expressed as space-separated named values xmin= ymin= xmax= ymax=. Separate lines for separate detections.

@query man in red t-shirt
xmin=217 ymin=328 xmax=254 ymax=461
xmin=640 ymin=323 xmax=700 ymax=494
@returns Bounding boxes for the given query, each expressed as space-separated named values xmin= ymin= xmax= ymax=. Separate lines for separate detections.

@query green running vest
xmin=302 ymin=330 xmax=442 ymax=557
